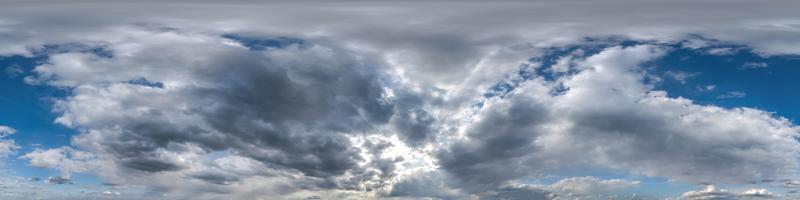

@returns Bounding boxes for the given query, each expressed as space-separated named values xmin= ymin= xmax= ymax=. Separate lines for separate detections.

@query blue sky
xmin=3 ymin=1 xmax=800 ymax=200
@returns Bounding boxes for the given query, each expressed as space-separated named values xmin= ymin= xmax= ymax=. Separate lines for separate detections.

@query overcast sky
xmin=1 ymin=1 xmax=800 ymax=199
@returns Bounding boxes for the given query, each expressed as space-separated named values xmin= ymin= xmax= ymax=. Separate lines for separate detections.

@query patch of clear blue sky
xmin=648 ymin=44 xmax=800 ymax=123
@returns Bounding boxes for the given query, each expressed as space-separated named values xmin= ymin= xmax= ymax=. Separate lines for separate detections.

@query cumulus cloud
xmin=437 ymin=44 xmax=800 ymax=192
xmin=16 ymin=27 xmax=438 ymax=198
xmin=20 ymin=147 xmax=97 ymax=180
xmin=14 ymin=33 xmax=800 ymax=198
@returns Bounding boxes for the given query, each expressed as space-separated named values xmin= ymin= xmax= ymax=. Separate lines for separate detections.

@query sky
xmin=1 ymin=1 xmax=800 ymax=199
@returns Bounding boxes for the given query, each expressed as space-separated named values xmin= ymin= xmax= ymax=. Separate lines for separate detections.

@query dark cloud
xmin=437 ymin=86 xmax=553 ymax=191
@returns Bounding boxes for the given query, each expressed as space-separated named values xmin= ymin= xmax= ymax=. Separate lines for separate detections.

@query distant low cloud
xmin=546 ymin=176 xmax=640 ymax=195
xmin=740 ymin=62 xmax=769 ymax=70
xmin=665 ymin=70 xmax=701 ymax=84
xmin=681 ymin=185 xmax=773 ymax=200
xmin=45 ymin=176 xmax=73 ymax=185
xmin=718 ymin=91 xmax=747 ymax=99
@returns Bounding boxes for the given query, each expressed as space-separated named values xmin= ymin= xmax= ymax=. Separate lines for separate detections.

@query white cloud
xmin=0 ymin=125 xmax=19 ymax=158
xmin=0 ymin=125 xmax=15 ymax=137
xmin=438 ymin=45 xmax=800 ymax=191
xmin=19 ymin=147 xmax=98 ymax=181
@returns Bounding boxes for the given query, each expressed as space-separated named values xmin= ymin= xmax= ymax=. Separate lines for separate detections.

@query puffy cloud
xmin=18 ymin=27 xmax=438 ymax=198
xmin=437 ymin=44 xmax=800 ymax=191
xmin=20 ymin=147 xmax=97 ymax=178
xmin=16 ymin=33 xmax=800 ymax=198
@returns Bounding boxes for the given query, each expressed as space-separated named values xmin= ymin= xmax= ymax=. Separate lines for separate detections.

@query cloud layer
xmin=2 ymin=1 xmax=800 ymax=199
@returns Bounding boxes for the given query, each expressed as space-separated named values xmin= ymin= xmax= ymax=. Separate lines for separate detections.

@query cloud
xmin=45 ymin=176 xmax=74 ymax=185
xmin=546 ymin=176 xmax=640 ymax=195
xmin=699 ymin=85 xmax=717 ymax=92
xmin=438 ymin=44 xmax=800 ymax=192
xmin=717 ymin=91 xmax=747 ymax=99
xmin=0 ymin=125 xmax=19 ymax=158
xmin=18 ymin=27 xmax=438 ymax=198
xmin=1 ymin=1 xmax=800 ymax=198
xmin=467 ymin=176 xmax=639 ymax=200
xmin=19 ymin=147 xmax=98 ymax=181
xmin=15 ymin=34 xmax=800 ymax=198
xmin=4 ymin=66 xmax=23 ymax=78
xmin=0 ymin=125 xmax=15 ymax=138
xmin=0 ymin=171 xmax=45 ymax=200
xmin=706 ymin=47 xmax=740 ymax=56
xmin=680 ymin=185 xmax=773 ymax=200
xmin=739 ymin=62 xmax=768 ymax=70
xmin=664 ymin=70 xmax=701 ymax=84
xmin=481 ymin=185 xmax=557 ymax=200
